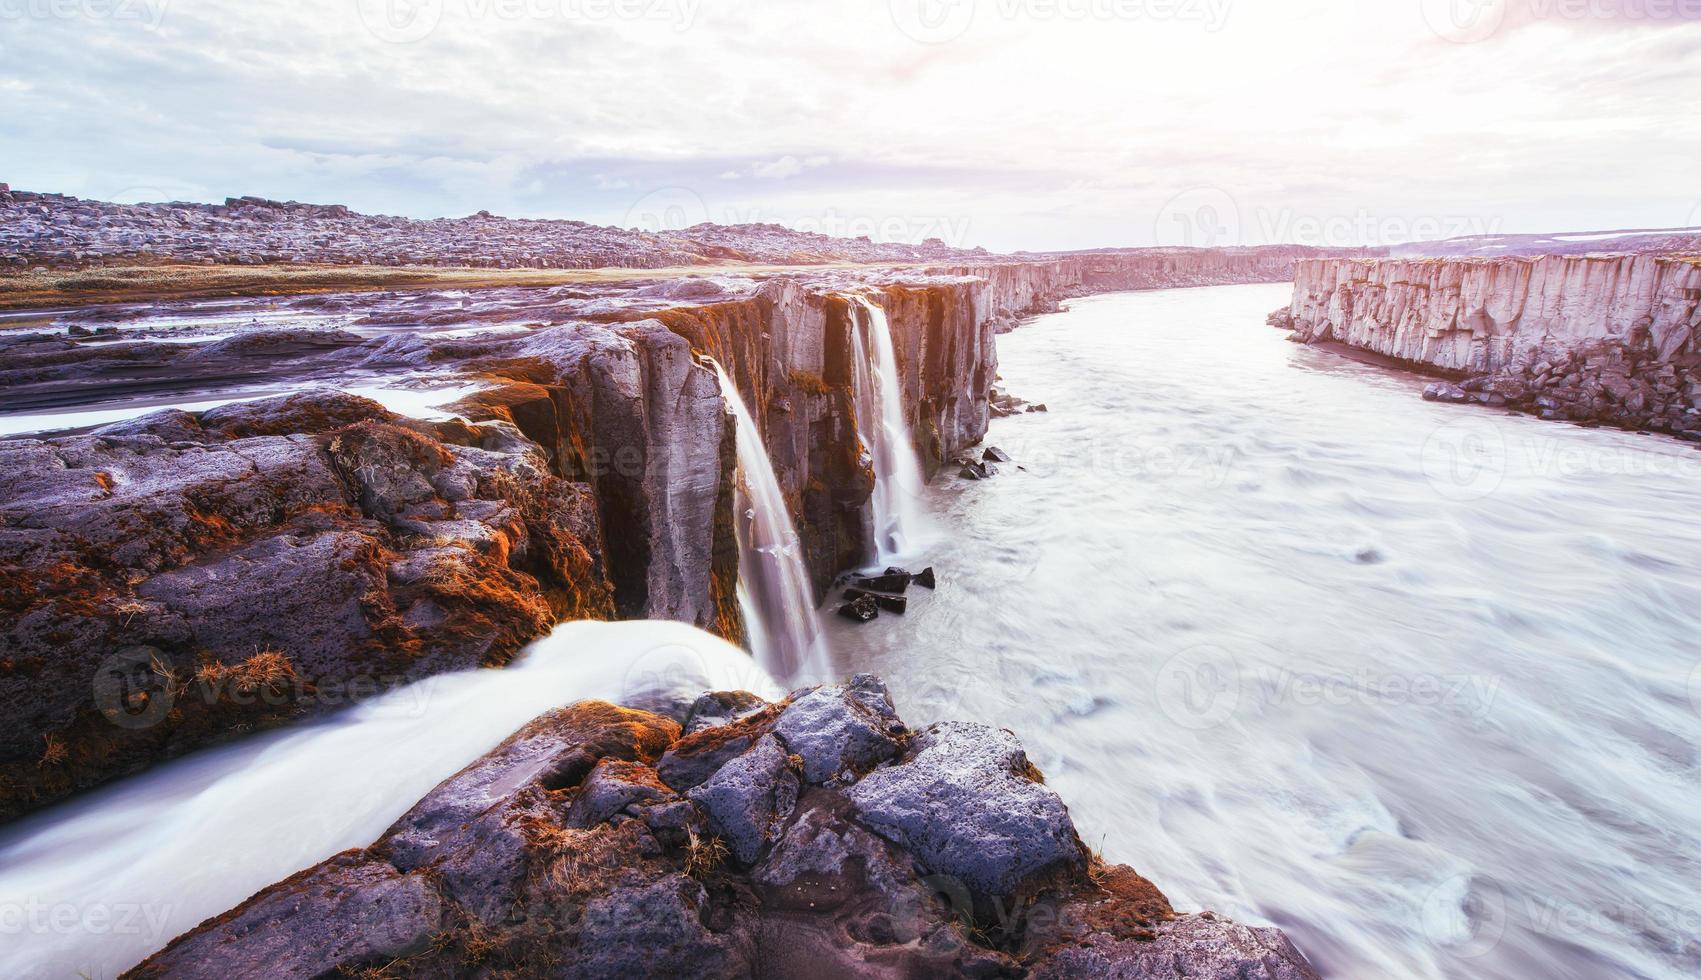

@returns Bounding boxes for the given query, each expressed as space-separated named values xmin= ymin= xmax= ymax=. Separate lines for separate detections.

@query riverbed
xmin=822 ymin=284 xmax=1701 ymax=980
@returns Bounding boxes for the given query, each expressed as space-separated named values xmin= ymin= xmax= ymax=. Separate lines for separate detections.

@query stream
xmin=823 ymin=283 xmax=1701 ymax=980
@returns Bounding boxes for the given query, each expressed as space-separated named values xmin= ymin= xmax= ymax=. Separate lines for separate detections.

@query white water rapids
xmin=822 ymin=284 xmax=1701 ymax=980
xmin=848 ymin=295 xmax=933 ymax=566
xmin=0 ymin=621 xmax=780 ymax=980
xmin=711 ymin=361 xmax=831 ymax=685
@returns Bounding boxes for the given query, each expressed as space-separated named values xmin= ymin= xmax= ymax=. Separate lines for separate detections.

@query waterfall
xmin=710 ymin=362 xmax=831 ymax=684
xmin=0 ymin=621 xmax=779 ymax=980
xmin=848 ymin=295 xmax=933 ymax=565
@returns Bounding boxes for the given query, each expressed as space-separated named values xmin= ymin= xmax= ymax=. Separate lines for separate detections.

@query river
xmin=821 ymin=284 xmax=1701 ymax=980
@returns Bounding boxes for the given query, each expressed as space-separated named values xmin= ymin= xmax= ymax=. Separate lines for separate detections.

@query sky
xmin=2 ymin=0 xmax=1699 ymax=252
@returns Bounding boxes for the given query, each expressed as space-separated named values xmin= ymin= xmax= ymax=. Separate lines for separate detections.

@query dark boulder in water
xmin=983 ymin=446 xmax=1012 ymax=463
xmin=837 ymin=594 xmax=880 ymax=622
xmin=853 ymin=572 xmax=911 ymax=593
xmin=844 ymin=586 xmax=907 ymax=614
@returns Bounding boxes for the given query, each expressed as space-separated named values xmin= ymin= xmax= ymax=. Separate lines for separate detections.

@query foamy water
xmin=849 ymin=295 xmax=935 ymax=566
xmin=0 ymin=620 xmax=779 ymax=979
xmin=712 ymin=361 xmax=832 ymax=685
xmin=823 ymin=284 xmax=1701 ymax=979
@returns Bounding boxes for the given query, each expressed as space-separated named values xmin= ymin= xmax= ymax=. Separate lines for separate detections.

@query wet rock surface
xmin=128 ymin=682 xmax=1321 ymax=980
xmin=1287 ymin=254 xmax=1701 ymax=439
xmin=0 ymin=390 xmax=613 ymax=819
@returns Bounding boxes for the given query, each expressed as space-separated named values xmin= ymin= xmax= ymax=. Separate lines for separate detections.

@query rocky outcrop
xmin=0 ymin=391 xmax=613 ymax=819
xmin=0 ymin=238 xmax=1362 ymax=821
xmin=940 ymin=246 xmax=1364 ymax=333
xmin=1286 ymin=254 xmax=1701 ymax=436
xmin=0 ymin=189 xmax=988 ymax=271
xmin=128 ymin=678 xmax=1320 ymax=980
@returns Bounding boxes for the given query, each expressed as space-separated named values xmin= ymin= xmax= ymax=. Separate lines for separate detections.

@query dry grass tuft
xmin=38 ymin=734 xmax=67 ymax=769
xmin=684 ymin=828 xmax=728 ymax=880
xmin=461 ymin=920 xmax=502 ymax=966
xmin=195 ymin=649 xmax=296 ymax=698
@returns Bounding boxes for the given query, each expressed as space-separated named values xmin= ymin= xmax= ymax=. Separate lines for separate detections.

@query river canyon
xmin=2 ymin=189 xmax=1700 ymax=979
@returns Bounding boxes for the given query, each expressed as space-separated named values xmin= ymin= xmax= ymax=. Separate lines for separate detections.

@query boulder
xmin=771 ymin=675 xmax=904 ymax=784
xmin=848 ymin=721 xmax=1086 ymax=896
xmin=687 ymin=734 xmax=799 ymax=863
xmin=844 ymin=586 xmax=907 ymax=614
xmin=853 ymin=571 xmax=911 ymax=593
xmin=837 ymin=595 xmax=880 ymax=622
xmin=126 ymin=682 xmax=1320 ymax=979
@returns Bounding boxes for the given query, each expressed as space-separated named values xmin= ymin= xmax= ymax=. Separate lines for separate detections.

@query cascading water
xmin=710 ymin=361 xmax=832 ymax=685
xmin=848 ymin=295 xmax=933 ymax=566
xmin=0 ymin=621 xmax=780 ymax=980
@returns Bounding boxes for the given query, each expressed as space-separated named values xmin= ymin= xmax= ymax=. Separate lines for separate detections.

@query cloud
xmin=0 ymin=0 xmax=1696 ymax=249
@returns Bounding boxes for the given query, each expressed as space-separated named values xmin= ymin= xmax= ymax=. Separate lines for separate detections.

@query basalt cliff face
xmin=0 ymin=243 xmax=1340 ymax=820
xmin=944 ymin=246 xmax=1368 ymax=333
xmin=1283 ymin=254 xmax=1701 ymax=436
xmin=127 ymin=678 xmax=1321 ymax=980
xmin=0 ymin=273 xmax=993 ymax=819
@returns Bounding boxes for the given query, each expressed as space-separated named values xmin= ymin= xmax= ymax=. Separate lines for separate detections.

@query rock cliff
xmin=1284 ymin=254 xmax=1701 ymax=435
xmin=942 ymin=246 xmax=1364 ymax=333
xmin=126 ymin=678 xmax=1321 ymax=980
xmin=0 ymin=243 xmax=1353 ymax=821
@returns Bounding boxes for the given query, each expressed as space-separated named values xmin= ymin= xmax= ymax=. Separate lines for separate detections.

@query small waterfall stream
xmin=710 ymin=362 xmax=831 ymax=684
xmin=848 ymin=295 xmax=932 ymax=565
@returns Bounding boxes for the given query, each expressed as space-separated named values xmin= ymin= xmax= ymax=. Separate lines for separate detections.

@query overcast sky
xmin=3 ymin=0 xmax=1699 ymax=251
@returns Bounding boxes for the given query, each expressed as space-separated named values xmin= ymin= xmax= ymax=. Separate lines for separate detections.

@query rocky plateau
xmin=125 ymin=677 xmax=1321 ymax=980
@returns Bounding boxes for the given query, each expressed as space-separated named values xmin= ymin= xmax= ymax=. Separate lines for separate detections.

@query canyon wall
xmin=1 ymin=247 xmax=1329 ymax=819
xmin=942 ymin=245 xmax=1355 ymax=332
xmin=1284 ymin=254 xmax=1701 ymax=435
